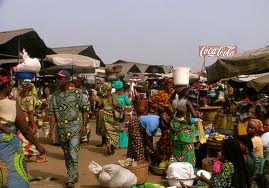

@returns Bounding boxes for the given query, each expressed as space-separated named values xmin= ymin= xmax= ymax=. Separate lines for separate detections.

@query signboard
xmin=199 ymin=45 xmax=238 ymax=57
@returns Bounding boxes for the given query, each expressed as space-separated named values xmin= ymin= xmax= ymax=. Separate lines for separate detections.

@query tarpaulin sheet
xmin=206 ymin=46 xmax=269 ymax=83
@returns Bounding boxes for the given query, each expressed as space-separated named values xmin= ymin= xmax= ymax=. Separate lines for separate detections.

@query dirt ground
xmin=29 ymin=120 xmax=168 ymax=188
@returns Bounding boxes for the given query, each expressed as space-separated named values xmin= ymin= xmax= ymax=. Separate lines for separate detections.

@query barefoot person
xmin=0 ymin=68 xmax=45 ymax=187
xmin=48 ymin=70 xmax=90 ymax=188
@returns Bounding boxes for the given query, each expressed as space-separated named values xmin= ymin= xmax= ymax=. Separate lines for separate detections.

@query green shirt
xmin=49 ymin=88 xmax=90 ymax=142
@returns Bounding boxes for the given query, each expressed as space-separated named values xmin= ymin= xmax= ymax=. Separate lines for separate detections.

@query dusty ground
xmin=28 ymin=120 xmax=168 ymax=188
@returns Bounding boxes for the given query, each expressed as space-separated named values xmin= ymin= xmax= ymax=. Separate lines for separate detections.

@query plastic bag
xmin=89 ymin=161 xmax=137 ymax=188
xmin=197 ymin=119 xmax=206 ymax=144
xmin=16 ymin=49 xmax=41 ymax=73
xmin=166 ymin=162 xmax=195 ymax=187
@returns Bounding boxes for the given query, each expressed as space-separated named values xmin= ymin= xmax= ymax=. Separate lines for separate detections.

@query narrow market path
xmin=29 ymin=120 xmax=167 ymax=188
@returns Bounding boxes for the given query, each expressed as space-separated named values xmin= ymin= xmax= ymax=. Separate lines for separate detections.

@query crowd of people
xmin=0 ymin=67 xmax=268 ymax=188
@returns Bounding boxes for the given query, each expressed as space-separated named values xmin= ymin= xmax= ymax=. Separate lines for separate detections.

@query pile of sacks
xmin=89 ymin=161 xmax=137 ymax=188
xmin=166 ymin=162 xmax=196 ymax=188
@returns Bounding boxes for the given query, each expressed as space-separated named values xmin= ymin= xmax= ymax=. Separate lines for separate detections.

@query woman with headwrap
xmin=97 ymin=82 xmax=119 ymax=155
xmin=0 ymin=68 xmax=45 ymax=187
xmin=148 ymin=78 xmax=174 ymax=115
xmin=17 ymin=82 xmax=47 ymax=163
xmin=112 ymin=80 xmax=131 ymax=149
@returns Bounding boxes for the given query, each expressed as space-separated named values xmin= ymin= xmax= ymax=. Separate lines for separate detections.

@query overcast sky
xmin=1 ymin=0 xmax=268 ymax=71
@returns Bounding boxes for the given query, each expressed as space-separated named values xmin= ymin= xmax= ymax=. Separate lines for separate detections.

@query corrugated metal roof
xmin=0 ymin=59 xmax=18 ymax=65
xmin=111 ymin=60 xmax=173 ymax=74
xmin=0 ymin=28 xmax=33 ymax=45
xmin=52 ymin=45 xmax=89 ymax=54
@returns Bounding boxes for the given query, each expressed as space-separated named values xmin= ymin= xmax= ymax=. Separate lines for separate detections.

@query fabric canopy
xmin=52 ymin=45 xmax=105 ymax=67
xmin=206 ymin=46 xmax=269 ymax=83
xmin=247 ymin=74 xmax=269 ymax=92
xmin=45 ymin=54 xmax=100 ymax=67
xmin=43 ymin=65 xmax=95 ymax=75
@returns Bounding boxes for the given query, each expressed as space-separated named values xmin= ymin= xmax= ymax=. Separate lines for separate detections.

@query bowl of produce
xmin=149 ymin=161 xmax=169 ymax=176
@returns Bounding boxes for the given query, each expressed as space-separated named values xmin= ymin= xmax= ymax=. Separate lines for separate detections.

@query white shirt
xmin=261 ymin=132 xmax=269 ymax=148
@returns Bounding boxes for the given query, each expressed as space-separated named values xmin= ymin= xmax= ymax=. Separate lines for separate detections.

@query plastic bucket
xmin=15 ymin=71 xmax=35 ymax=79
xmin=173 ymin=67 xmax=190 ymax=85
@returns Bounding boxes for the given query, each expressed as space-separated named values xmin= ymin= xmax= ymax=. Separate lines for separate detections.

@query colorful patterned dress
xmin=148 ymin=90 xmax=174 ymax=160
xmin=169 ymin=113 xmax=196 ymax=166
xmin=17 ymin=95 xmax=39 ymax=158
xmin=98 ymin=97 xmax=119 ymax=147
xmin=156 ymin=122 xmax=174 ymax=161
xmin=0 ymin=99 xmax=29 ymax=188
xmin=127 ymin=115 xmax=160 ymax=161
xmin=49 ymin=88 xmax=90 ymax=183
xmin=197 ymin=162 xmax=234 ymax=188
xmin=127 ymin=117 xmax=147 ymax=161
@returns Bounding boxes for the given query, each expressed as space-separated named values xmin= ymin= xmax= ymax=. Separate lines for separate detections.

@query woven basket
xmin=127 ymin=160 xmax=148 ymax=185
xmin=106 ymin=65 xmax=122 ymax=75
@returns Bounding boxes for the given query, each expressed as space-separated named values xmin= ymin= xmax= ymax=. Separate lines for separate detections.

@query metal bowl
xmin=149 ymin=164 xmax=167 ymax=176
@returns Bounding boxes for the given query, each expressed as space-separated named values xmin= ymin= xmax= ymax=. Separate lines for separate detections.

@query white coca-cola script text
xmin=199 ymin=45 xmax=238 ymax=57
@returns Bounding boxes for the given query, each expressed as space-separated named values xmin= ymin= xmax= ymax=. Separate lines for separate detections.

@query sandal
xmin=107 ymin=147 xmax=115 ymax=155
xmin=65 ymin=182 xmax=74 ymax=188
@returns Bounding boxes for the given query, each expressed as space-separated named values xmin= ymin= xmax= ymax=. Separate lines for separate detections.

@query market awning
xmin=45 ymin=54 xmax=100 ymax=67
xmin=43 ymin=65 xmax=95 ymax=75
xmin=206 ymin=46 xmax=269 ymax=83
xmin=247 ymin=73 xmax=269 ymax=92
xmin=52 ymin=45 xmax=105 ymax=67
xmin=0 ymin=28 xmax=55 ymax=59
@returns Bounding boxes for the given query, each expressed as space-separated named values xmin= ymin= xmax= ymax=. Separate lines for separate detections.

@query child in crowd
xmin=247 ymin=119 xmax=264 ymax=158
xmin=247 ymin=119 xmax=264 ymax=180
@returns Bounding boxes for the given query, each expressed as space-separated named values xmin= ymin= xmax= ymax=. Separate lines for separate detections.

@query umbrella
xmin=45 ymin=54 xmax=100 ymax=67
xmin=43 ymin=65 xmax=95 ymax=75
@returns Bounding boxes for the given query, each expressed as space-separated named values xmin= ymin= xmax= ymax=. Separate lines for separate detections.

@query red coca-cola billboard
xmin=199 ymin=45 xmax=238 ymax=57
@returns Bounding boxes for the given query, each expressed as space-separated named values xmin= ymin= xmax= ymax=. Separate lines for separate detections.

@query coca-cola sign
xmin=199 ymin=45 xmax=238 ymax=57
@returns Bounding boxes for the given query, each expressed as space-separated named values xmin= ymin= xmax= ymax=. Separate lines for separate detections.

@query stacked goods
xmin=15 ymin=49 xmax=41 ymax=79
xmin=106 ymin=65 xmax=123 ymax=80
